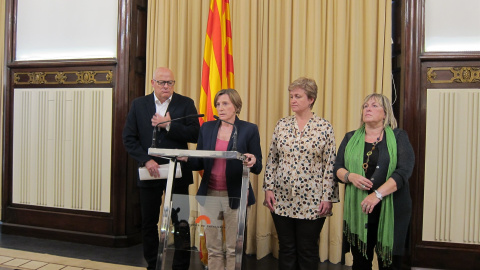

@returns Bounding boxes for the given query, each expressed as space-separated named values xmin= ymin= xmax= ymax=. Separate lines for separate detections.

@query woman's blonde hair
xmin=360 ymin=93 xmax=397 ymax=129
xmin=214 ymin=88 xmax=242 ymax=114
xmin=288 ymin=77 xmax=318 ymax=109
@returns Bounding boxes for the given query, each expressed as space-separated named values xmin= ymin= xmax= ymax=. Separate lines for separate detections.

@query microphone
xmin=213 ymin=115 xmax=238 ymax=152
xmin=151 ymin=114 xmax=204 ymax=148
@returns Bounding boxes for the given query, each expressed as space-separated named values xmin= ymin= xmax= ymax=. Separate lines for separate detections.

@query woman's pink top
xmin=208 ymin=138 xmax=229 ymax=190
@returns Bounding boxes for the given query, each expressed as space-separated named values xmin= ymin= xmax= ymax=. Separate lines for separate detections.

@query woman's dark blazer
xmin=190 ymin=116 xmax=263 ymax=209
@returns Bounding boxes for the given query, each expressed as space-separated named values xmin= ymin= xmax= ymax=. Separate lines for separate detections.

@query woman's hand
xmin=361 ymin=193 xmax=381 ymax=214
xmin=349 ymin=172 xmax=373 ymax=191
xmin=318 ymin=201 xmax=333 ymax=216
xmin=243 ymin=153 xmax=256 ymax=167
xmin=360 ymin=178 xmax=397 ymax=214
xmin=263 ymin=190 xmax=276 ymax=212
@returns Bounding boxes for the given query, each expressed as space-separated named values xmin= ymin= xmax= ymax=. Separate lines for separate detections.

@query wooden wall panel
xmin=423 ymin=89 xmax=480 ymax=244
xmin=403 ymin=1 xmax=480 ymax=269
xmin=12 ymin=88 xmax=113 ymax=212
xmin=1 ymin=0 xmax=147 ymax=247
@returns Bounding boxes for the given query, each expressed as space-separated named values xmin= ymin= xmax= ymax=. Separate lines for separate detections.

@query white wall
xmin=16 ymin=0 xmax=118 ymax=60
xmin=425 ymin=0 xmax=480 ymax=52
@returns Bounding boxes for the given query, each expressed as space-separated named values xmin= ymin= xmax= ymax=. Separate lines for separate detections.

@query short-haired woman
xmin=190 ymin=88 xmax=262 ymax=270
xmin=263 ymin=77 xmax=339 ymax=270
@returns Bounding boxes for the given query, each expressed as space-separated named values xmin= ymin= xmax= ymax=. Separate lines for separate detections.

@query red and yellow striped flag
xmin=199 ymin=0 xmax=234 ymax=125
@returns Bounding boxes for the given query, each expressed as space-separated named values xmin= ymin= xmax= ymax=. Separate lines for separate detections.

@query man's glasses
xmin=153 ymin=79 xmax=175 ymax=86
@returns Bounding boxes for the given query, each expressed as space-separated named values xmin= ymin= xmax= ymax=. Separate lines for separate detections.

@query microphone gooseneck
xmin=151 ymin=127 xmax=157 ymax=148
xmin=213 ymin=115 xmax=238 ymax=152
xmin=151 ymin=113 xmax=204 ymax=148
xmin=155 ymin=114 xmax=204 ymax=129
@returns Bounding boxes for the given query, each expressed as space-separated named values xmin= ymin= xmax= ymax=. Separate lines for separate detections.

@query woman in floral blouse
xmin=263 ymin=77 xmax=339 ymax=270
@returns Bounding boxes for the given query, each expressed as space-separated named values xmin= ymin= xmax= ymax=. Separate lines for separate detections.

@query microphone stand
xmin=213 ymin=115 xmax=238 ymax=151
xmin=151 ymin=114 xmax=204 ymax=148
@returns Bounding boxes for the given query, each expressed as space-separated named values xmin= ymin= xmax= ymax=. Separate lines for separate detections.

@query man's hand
xmin=145 ymin=159 xmax=160 ymax=178
xmin=152 ymin=112 xmax=171 ymax=128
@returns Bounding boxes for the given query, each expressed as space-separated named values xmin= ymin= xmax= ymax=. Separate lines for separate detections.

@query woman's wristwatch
xmin=374 ymin=189 xmax=383 ymax=200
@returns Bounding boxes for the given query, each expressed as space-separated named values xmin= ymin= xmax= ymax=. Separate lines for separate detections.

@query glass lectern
xmin=148 ymin=148 xmax=250 ymax=270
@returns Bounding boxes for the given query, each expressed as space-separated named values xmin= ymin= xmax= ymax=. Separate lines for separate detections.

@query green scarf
xmin=343 ymin=125 xmax=396 ymax=266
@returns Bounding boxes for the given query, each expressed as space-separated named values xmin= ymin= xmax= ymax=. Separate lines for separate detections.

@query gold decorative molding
xmin=14 ymin=70 xmax=113 ymax=85
xmin=427 ymin=67 xmax=480 ymax=84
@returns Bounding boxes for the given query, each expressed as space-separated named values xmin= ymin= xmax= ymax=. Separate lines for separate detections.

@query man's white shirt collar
xmin=154 ymin=93 xmax=172 ymax=104
xmin=154 ymin=93 xmax=172 ymax=116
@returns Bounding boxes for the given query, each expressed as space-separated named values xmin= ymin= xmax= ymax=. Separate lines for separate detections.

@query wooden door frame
xmin=402 ymin=0 xmax=480 ymax=268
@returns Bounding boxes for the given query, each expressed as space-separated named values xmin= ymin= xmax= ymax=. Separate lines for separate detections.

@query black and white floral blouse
xmin=263 ymin=114 xmax=339 ymax=220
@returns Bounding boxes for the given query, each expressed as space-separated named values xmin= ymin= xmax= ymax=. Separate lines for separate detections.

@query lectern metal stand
xmin=148 ymin=148 xmax=248 ymax=270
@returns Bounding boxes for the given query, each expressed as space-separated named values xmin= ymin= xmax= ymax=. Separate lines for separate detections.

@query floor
xmin=0 ymin=227 xmax=440 ymax=270
xmin=0 ymin=231 xmax=145 ymax=270
xmin=0 ymin=228 xmax=350 ymax=270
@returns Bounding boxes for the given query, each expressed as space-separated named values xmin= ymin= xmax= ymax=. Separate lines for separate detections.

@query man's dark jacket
xmin=122 ymin=92 xmax=200 ymax=187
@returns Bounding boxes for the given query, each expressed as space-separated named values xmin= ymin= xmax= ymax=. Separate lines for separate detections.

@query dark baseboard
xmin=0 ymin=222 xmax=141 ymax=248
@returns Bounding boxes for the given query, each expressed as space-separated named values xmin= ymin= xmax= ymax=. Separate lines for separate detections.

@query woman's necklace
xmin=362 ymin=135 xmax=381 ymax=173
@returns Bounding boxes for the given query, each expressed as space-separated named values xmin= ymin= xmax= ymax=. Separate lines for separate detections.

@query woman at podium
xmin=263 ymin=77 xmax=339 ymax=270
xmin=189 ymin=88 xmax=262 ymax=270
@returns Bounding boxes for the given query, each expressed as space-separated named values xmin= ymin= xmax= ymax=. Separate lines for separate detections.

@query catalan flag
xmin=198 ymin=0 xmax=234 ymax=265
xmin=199 ymin=0 xmax=235 ymax=125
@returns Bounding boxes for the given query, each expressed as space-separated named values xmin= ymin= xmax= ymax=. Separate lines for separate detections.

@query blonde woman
xmin=334 ymin=93 xmax=415 ymax=269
